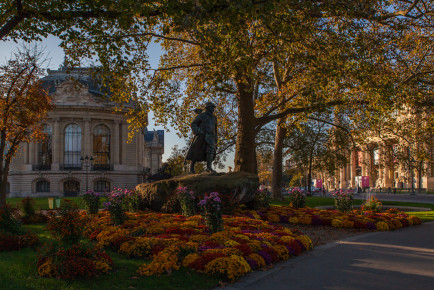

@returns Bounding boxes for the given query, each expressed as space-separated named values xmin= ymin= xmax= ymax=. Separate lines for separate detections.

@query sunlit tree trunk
xmin=272 ymin=118 xmax=286 ymax=199
xmin=234 ymin=80 xmax=257 ymax=173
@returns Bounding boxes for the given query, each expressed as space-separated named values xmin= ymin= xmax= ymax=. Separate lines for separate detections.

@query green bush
xmin=0 ymin=205 xmax=22 ymax=235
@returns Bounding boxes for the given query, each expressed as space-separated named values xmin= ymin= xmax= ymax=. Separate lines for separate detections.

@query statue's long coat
xmin=185 ymin=111 xmax=217 ymax=162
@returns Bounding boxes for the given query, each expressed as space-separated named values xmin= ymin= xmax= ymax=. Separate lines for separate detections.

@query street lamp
xmin=142 ymin=167 xmax=151 ymax=183
xmin=80 ymin=155 xmax=94 ymax=192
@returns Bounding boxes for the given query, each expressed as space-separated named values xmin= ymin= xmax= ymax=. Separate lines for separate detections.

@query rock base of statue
xmin=135 ymin=171 xmax=259 ymax=211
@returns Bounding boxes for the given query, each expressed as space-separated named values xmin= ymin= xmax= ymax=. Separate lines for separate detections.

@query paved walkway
xmin=222 ymin=222 xmax=434 ymax=290
xmin=358 ymin=193 xmax=434 ymax=204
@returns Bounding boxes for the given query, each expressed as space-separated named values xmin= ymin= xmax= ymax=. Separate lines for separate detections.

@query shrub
xmin=289 ymin=188 xmax=305 ymax=208
xmin=124 ymin=189 xmax=141 ymax=212
xmin=21 ymin=197 xmax=36 ymax=218
xmin=255 ymin=185 xmax=271 ymax=209
xmin=37 ymin=243 xmax=113 ymax=279
xmin=161 ymin=194 xmax=181 ymax=213
xmin=219 ymin=192 xmax=240 ymax=214
xmin=104 ymin=188 xmax=126 ymax=225
xmin=0 ymin=205 xmax=39 ymax=251
xmin=361 ymin=196 xmax=382 ymax=212
xmin=0 ymin=204 xmax=22 ymax=235
xmin=0 ymin=231 xmax=39 ymax=251
xmin=46 ymin=200 xmax=84 ymax=245
xmin=176 ymin=187 xmax=196 ymax=217
xmin=81 ymin=190 xmax=100 ymax=214
xmin=20 ymin=197 xmax=47 ymax=224
xmin=333 ymin=190 xmax=353 ymax=212
xmin=198 ymin=192 xmax=223 ymax=234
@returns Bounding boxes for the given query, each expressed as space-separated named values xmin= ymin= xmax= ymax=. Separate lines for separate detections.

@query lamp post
xmin=142 ymin=167 xmax=150 ymax=183
xmin=80 ymin=155 xmax=94 ymax=192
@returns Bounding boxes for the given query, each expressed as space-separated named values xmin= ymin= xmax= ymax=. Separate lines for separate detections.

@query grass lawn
xmin=7 ymin=197 xmax=108 ymax=211
xmin=271 ymin=197 xmax=434 ymax=223
xmin=8 ymin=196 xmax=434 ymax=223
xmin=0 ymin=224 xmax=219 ymax=290
xmin=7 ymin=197 xmax=84 ymax=210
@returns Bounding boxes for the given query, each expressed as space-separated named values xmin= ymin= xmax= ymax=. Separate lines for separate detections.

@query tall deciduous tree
xmin=138 ymin=1 xmax=432 ymax=176
xmin=1 ymin=1 xmax=432 ymax=176
xmin=284 ymin=114 xmax=352 ymax=194
xmin=0 ymin=46 xmax=53 ymax=205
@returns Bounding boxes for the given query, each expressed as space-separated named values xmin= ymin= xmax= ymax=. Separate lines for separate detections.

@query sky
xmin=0 ymin=36 xmax=234 ymax=171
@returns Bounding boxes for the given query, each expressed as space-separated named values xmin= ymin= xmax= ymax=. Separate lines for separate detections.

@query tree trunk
xmin=272 ymin=118 xmax=287 ymax=199
xmin=234 ymin=82 xmax=257 ymax=174
xmin=0 ymin=172 xmax=7 ymax=207
xmin=308 ymin=152 xmax=313 ymax=196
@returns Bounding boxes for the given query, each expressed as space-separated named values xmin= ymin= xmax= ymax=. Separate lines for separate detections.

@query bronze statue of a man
xmin=185 ymin=102 xmax=217 ymax=173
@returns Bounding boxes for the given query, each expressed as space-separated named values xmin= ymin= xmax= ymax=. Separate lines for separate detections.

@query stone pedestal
xmin=135 ymin=171 xmax=259 ymax=211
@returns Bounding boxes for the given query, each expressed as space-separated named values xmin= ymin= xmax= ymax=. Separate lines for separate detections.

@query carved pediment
xmin=51 ymin=80 xmax=99 ymax=105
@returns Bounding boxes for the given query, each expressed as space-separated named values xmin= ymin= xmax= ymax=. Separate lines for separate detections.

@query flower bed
xmin=237 ymin=206 xmax=422 ymax=231
xmin=85 ymin=212 xmax=312 ymax=282
xmin=0 ymin=232 xmax=39 ymax=251
xmin=37 ymin=243 xmax=113 ymax=279
xmin=0 ymin=204 xmax=39 ymax=251
xmin=37 ymin=201 xmax=113 ymax=280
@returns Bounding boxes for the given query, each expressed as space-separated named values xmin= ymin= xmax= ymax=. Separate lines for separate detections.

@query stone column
xmin=34 ymin=142 xmax=39 ymax=164
xmin=24 ymin=142 xmax=29 ymax=164
xmin=363 ymin=150 xmax=370 ymax=176
xmin=384 ymin=163 xmax=391 ymax=188
xmin=340 ymin=167 xmax=345 ymax=189
xmin=113 ymin=121 xmax=120 ymax=165
xmin=121 ymin=122 xmax=127 ymax=164
xmin=350 ymin=151 xmax=357 ymax=187
xmin=29 ymin=142 xmax=35 ymax=164
xmin=52 ymin=119 xmax=61 ymax=169
xmin=346 ymin=156 xmax=351 ymax=187
xmin=378 ymin=147 xmax=383 ymax=188
xmin=366 ymin=151 xmax=374 ymax=187
xmin=136 ymin=129 xmax=143 ymax=169
xmin=84 ymin=118 xmax=91 ymax=157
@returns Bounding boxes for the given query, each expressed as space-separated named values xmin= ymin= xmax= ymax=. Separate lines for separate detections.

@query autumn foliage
xmin=0 ymin=46 xmax=53 ymax=205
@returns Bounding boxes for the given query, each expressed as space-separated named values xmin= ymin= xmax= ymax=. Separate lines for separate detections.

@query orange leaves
xmin=0 ymin=46 xmax=54 ymax=205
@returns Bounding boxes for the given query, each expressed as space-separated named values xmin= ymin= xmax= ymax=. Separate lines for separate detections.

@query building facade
xmin=8 ymin=67 xmax=164 ymax=197
xmin=314 ymin=146 xmax=434 ymax=192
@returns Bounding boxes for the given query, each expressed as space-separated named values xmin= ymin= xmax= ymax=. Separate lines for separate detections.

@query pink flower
xmin=198 ymin=200 xmax=207 ymax=206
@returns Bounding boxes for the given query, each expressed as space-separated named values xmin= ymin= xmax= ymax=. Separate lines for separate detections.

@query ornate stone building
xmin=8 ymin=67 xmax=164 ymax=197
xmin=314 ymin=144 xmax=433 ymax=192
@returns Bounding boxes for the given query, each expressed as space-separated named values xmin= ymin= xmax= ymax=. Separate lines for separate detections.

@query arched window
xmin=93 ymin=125 xmax=110 ymax=170
xmin=38 ymin=125 xmax=52 ymax=170
xmin=36 ymin=180 xmax=50 ymax=192
xmin=64 ymin=180 xmax=80 ymax=197
xmin=64 ymin=124 xmax=81 ymax=169
xmin=94 ymin=180 xmax=110 ymax=193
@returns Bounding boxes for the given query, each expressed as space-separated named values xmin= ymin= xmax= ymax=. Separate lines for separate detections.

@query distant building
xmin=316 ymin=147 xmax=433 ymax=192
xmin=313 ymin=111 xmax=433 ymax=192
xmin=8 ymin=67 xmax=164 ymax=197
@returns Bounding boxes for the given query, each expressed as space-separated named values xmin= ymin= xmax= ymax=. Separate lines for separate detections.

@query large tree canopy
xmin=1 ymin=0 xmax=432 ymax=174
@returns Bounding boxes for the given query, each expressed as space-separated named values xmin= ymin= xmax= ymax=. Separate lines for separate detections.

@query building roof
xmin=41 ymin=66 xmax=110 ymax=98
xmin=144 ymin=128 xmax=164 ymax=147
